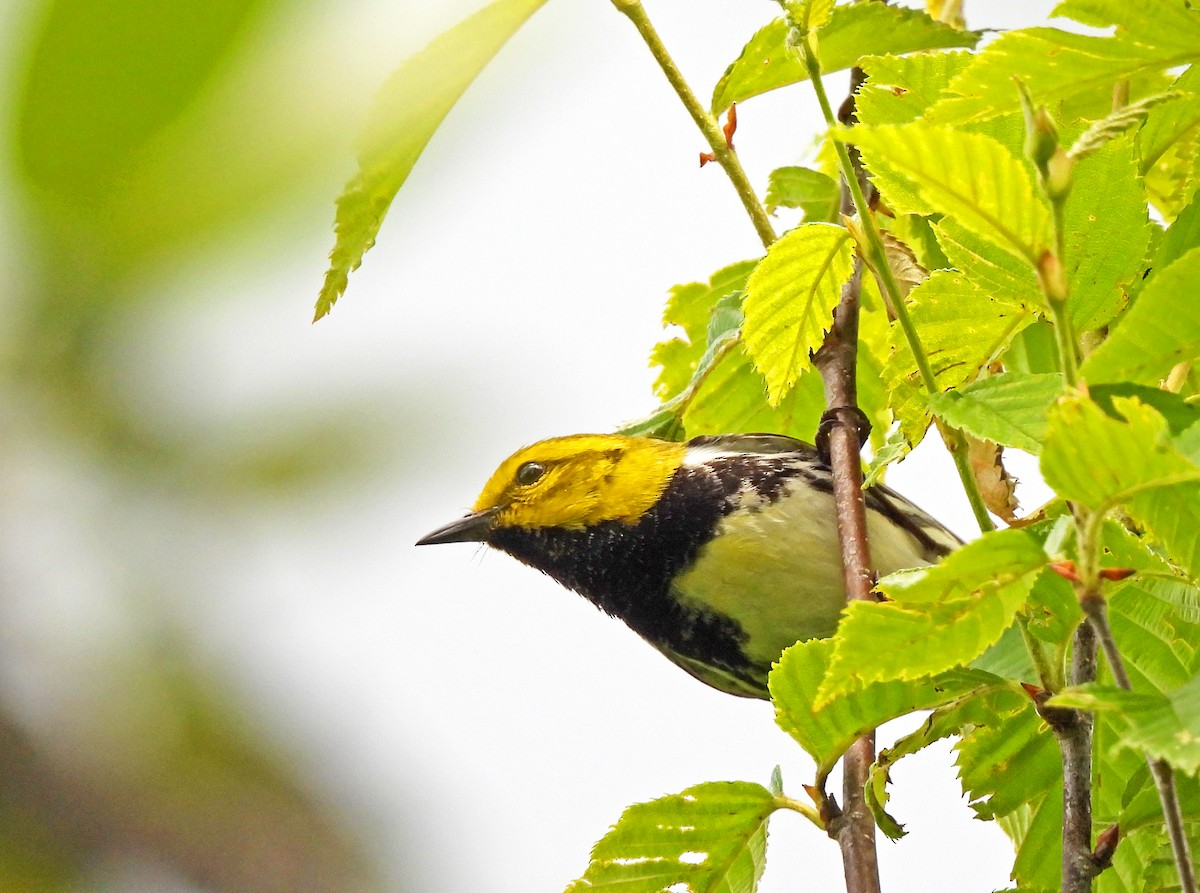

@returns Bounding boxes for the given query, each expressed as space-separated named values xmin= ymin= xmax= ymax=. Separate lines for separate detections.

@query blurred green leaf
xmin=16 ymin=0 xmax=268 ymax=202
xmin=856 ymin=51 xmax=973 ymax=126
xmin=316 ymin=0 xmax=550 ymax=320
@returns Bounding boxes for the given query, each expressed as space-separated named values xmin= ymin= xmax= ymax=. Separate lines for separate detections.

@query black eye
xmin=515 ymin=461 xmax=546 ymax=486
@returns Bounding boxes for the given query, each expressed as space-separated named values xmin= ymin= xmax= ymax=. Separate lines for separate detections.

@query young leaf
xmin=770 ymin=639 xmax=995 ymax=782
xmin=564 ymin=782 xmax=777 ymax=893
xmin=741 ymin=223 xmax=853 ymax=405
xmin=845 ymin=123 xmax=1053 ymax=266
xmin=926 ymin=372 xmax=1063 ymax=453
xmin=316 ymin=0 xmax=549 ymax=320
xmin=1068 ymin=93 xmax=1182 ymax=161
xmin=1082 ymin=246 xmax=1200 ymax=384
xmin=816 ymin=528 xmax=1049 ymax=705
xmin=709 ymin=4 xmax=980 ymax=114
xmin=855 ymin=51 xmax=973 ymax=126
xmin=1051 ymin=679 xmax=1200 ymax=775
xmin=763 ymin=166 xmax=839 ymax=219
xmin=928 ymin=19 xmax=1200 ymax=125
xmin=650 ymin=261 xmax=758 ymax=400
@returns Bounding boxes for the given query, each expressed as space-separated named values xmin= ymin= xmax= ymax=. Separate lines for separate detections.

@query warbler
xmin=417 ymin=433 xmax=960 ymax=698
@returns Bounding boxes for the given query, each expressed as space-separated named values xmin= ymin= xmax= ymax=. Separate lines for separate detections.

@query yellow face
xmin=473 ymin=434 xmax=687 ymax=530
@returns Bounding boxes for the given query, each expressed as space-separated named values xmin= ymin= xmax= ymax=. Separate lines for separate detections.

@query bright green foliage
xmin=741 ymin=224 xmax=853 ymax=405
xmin=1054 ymin=680 xmax=1200 ymax=775
xmin=316 ymin=0 xmax=549 ymax=320
xmin=1081 ymin=246 xmax=1200 ymax=383
xmin=763 ymin=167 xmax=839 ymax=219
xmin=1062 ymin=136 xmax=1152 ymax=330
xmin=883 ymin=271 xmax=1033 ymax=446
xmin=564 ymin=782 xmax=777 ymax=893
xmin=650 ymin=261 xmax=759 ymax=401
xmin=847 ymin=123 xmax=1053 ymax=266
xmin=1041 ymin=396 xmax=1200 ymax=511
xmin=855 ymin=52 xmax=973 ymax=127
xmin=770 ymin=639 xmax=995 ymax=783
xmin=709 ymin=4 xmax=979 ymax=114
xmin=1139 ymin=67 xmax=1200 ymax=174
xmin=928 ymin=1 xmax=1200 ymax=125
xmin=816 ymin=529 xmax=1049 ymax=705
xmin=926 ymin=372 xmax=1063 ymax=453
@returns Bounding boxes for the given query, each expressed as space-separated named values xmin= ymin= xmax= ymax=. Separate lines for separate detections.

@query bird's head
xmin=416 ymin=434 xmax=687 ymax=545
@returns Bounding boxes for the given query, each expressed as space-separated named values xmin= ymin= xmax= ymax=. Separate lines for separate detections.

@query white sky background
xmin=2 ymin=0 xmax=1062 ymax=891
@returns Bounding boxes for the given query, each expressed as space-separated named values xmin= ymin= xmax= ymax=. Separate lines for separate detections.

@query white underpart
xmin=670 ymin=475 xmax=938 ymax=667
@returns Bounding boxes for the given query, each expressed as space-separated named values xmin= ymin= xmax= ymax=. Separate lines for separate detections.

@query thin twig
xmin=809 ymin=65 xmax=881 ymax=893
xmin=609 ymin=0 xmax=776 ymax=250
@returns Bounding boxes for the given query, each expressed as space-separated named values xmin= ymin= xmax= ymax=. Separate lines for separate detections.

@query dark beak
xmin=415 ymin=507 xmax=501 ymax=546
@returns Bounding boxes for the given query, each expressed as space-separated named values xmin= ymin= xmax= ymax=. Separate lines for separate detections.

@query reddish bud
xmin=1093 ymin=824 xmax=1120 ymax=866
xmin=1021 ymin=682 xmax=1045 ymax=702
xmin=723 ymin=103 xmax=738 ymax=150
xmin=1049 ymin=560 xmax=1081 ymax=583
xmin=1099 ymin=567 xmax=1136 ymax=582
xmin=699 ymin=152 xmax=716 ymax=167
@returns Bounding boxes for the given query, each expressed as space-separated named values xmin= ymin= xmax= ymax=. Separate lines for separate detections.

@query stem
xmin=809 ymin=66 xmax=880 ymax=893
xmin=609 ymin=0 xmax=776 ymax=250
xmin=801 ymin=40 xmax=995 ymax=535
xmin=1018 ymin=614 xmax=1061 ymax=691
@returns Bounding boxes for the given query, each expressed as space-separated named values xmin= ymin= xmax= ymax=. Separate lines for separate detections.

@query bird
xmin=416 ymin=432 xmax=961 ymax=699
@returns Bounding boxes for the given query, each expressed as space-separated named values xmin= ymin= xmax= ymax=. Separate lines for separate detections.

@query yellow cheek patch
xmin=472 ymin=434 xmax=688 ymax=529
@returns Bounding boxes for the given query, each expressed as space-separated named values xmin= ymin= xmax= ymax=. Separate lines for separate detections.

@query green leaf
xmin=1051 ymin=678 xmax=1200 ymax=775
xmin=928 ymin=13 xmax=1200 ymax=125
xmin=1085 ymin=239 xmax=1200 ymax=387
xmin=926 ymin=372 xmax=1063 ymax=453
xmin=710 ymin=5 xmax=980 ymax=114
xmin=682 ymin=342 xmax=827 ymax=442
xmin=1139 ymin=67 xmax=1200 ymax=173
xmin=1042 ymin=395 xmax=1200 ymax=510
xmin=315 ymin=0 xmax=549 ymax=320
xmin=845 ymin=123 xmax=1053 ymax=266
xmin=856 ymin=51 xmax=974 ymax=126
xmin=650 ymin=261 xmax=758 ymax=401
xmin=1054 ymin=0 xmax=1200 ymax=53
xmin=741 ymin=224 xmax=853 ymax=405
xmin=867 ymin=684 xmax=1027 ymax=838
xmin=1109 ymin=576 xmax=1200 ymax=692
xmin=883 ymin=271 xmax=1034 ymax=447
xmin=564 ymin=782 xmax=777 ymax=893
xmin=816 ymin=528 xmax=1049 ymax=705
xmin=958 ymin=693 xmax=1062 ymax=819
xmin=770 ymin=639 xmax=995 ymax=782
xmin=1062 ymin=136 xmax=1153 ymax=330
xmin=763 ymin=166 xmax=839 ymax=219
xmin=934 ymin=219 xmax=1044 ymax=311
xmin=1151 ymin=185 xmax=1200 ymax=274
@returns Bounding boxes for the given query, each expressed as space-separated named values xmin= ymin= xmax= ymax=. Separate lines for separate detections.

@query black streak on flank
xmin=487 ymin=456 xmax=808 ymax=693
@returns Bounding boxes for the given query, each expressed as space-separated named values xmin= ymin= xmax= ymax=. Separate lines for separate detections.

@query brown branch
xmin=811 ymin=64 xmax=881 ymax=893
